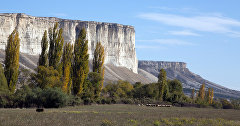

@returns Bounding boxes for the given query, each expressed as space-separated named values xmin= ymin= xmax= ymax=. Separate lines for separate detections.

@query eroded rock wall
xmin=0 ymin=13 xmax=138 ymax=73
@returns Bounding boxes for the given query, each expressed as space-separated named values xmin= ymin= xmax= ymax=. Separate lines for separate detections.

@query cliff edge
xmin=0 ymin=13 xmax=138 ymax=73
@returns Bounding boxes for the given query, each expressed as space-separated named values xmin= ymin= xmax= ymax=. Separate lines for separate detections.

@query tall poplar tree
xmin=62 ymin=43 xmax=73 ymax=93
xmin=73 ymin=28 xmax=89 ymax=95
xmin=158 ymin=68 xmax=167 ymax=101
xmin=4 ymin=29 xmax=20 ymax=92
xmin=207 ymin=88 xmax=211 ymax=103
xmin=38 ymin=30 xmax=48 ymax=67
xmin=92 ymin=42 xmax=105 ymax=96
xmin=0 ymin=64 xmax=8 ymax=92
xmin=198 ymin=83 xmax=205 ymax=100
xmin=210 ymin=88 xmax=214 ymax=104
xmin=48 ymin=23 xmax=64 ymax=69
xmin=191 ymin=88 xmax=195 ymax=99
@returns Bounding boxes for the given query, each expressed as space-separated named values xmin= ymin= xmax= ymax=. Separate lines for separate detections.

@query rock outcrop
xmin=138 ymin=60 xmax=240 ymax=99
xmin=0 ymin=13 xmax=137 ymax=73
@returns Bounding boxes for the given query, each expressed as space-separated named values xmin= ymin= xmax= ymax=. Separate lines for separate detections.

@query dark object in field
xmin=36 ymin=108 xmax=44 ymax=112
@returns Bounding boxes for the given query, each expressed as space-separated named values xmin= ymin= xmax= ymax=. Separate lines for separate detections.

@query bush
xmin=1 ymin=85 xmax=80 ymax=108
xmin=121 ymin=98 xmax=134 ymax=104
xmin=67 ymin=95 xmax=83 ymax=106
xmin=231 ymin=99 xmax=240 ymax=110
xmin=211 ymin=101 xmax=222 ymax=109
xmin=0 ymin=91 xmax=13 ymax=108
xmin=14 ymin=85 xmax=34 ymax=108
xmin=31 ymin=66 xmax=62 ymax=89
xmin=0 ymin=64 xmax=8 ymax=92
xmin=39 ymin=88 xmax=68 ymax=108
xmin=101 ymin=119 xmax=114 ymax=126
xmin=153 ymin=120 xmax=161 ymax=126
xmin=195 ymin=98 xmax=209 ymax=108
xmin=221 ymin=99 xmax=234 ymax=109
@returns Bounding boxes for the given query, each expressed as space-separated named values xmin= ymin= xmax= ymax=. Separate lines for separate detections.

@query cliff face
xmin=0 ymin=13 xmax=138 ymax=73
xmin=138 ymin=60 xmax=240 ymax=99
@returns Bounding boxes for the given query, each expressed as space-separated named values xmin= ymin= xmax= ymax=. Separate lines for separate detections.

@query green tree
xmin=72 ymin=28 xmax=89 ymax=95
xmin=117 ymin=80 xmax=133 ymax=98
xmin=103 ymin=82 xmax=118 ymax=98
xmin=167 ymin=79 xmax=185 ymax=103
xmin=0 ymin=64 xmax=8 ymax=92
xmin=93 ymin=42 xmax=105 ymax=95
xmin=48 ymin=23 xmax=64 ymax=70
xmin=62 ymin=43 xmax=73 ymax=93
xmin=38 ymin=30 xmax=48 ymax=67
xmin=206 ymin=88 xmax=211 ymax=103
xmin=31 ymin=66 xmax=62 ymax=89
xmin=158 ymin=69 xmax=167 ymax=101
xmin=168 ymin=79 xmax=183 ymax=93
xmin=191 ymin=88 xmax=195 ymax=100
xmin=163 ymin=84 xmax=169 ymax=101
xmin=87 ymin=72 xmax=103 ymax=98
xmin=4 ymin=29 xmax=20 ymax=92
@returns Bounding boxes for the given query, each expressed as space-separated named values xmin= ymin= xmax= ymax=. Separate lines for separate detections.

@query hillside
xmin=0 ymin=49 xmax=152 ymax=86
xmin=138 ymin=60 xmax=240 ymax=99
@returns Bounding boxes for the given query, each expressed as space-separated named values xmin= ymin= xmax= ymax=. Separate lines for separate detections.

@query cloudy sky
xmin=1 ymin=0 xmax=240 ymax=90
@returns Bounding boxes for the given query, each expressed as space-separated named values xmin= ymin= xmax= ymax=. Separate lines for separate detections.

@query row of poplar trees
xmin=37 ymin=23 xmax=105 ymax=96
xmin=191 ymin=84 xmax=214 ymax=104
xmin=1 ymin=22 xmax=105 ymax=97
xmin=157 ymin=68 xmax=214 ymax=104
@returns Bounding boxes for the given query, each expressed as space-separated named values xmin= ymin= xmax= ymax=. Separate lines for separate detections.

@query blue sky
xmin=1 ymin=0 xmax=240 ymax=90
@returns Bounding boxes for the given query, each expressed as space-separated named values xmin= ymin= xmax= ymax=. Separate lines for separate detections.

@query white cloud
xmin=169 ymin=30 xmax=200 ymax=36
xmin=138 ymin=13 xmax=240 ymax=37
xmin=148 ymin=6 xmax=197 ymax=12
xmin=135 ymin=45 xmax=165 ymax=49
xmin=137 ymin=39 xmax=194 ymax=46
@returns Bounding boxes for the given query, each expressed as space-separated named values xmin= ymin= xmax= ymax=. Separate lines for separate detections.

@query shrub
xmin=101 ymin=119 xmax=114 ymax=126
xmin=0 ymin=64 xmax=8 ymax=92
xmin=211 ymin=101 xmax=222 ymax=109
xmin=121 ymin=98 xmax=134 ymax=104
xmin=153 ymin=120 xmax=161 ymax=126
xmin=195 ymin=98 xmax=209 ymax=108
xmin=0 ymin=91 xmax=13 ymax=108
xmin=1 ymin=86 xmax=78 ymax=108
xmin=231 ymin=99 xmax=240 ymax=110
xmin=39 ymin=88 xmax=68 ymax=108
xmin=14 ymin=85 xmax=33 ymax=108
xmin=67 ymin=95 xmax=83 ymax=106
xmin=31 ymin=66 xmax=62 ymax=89
xmin=221 ymin=99 xmax=234 ymax=109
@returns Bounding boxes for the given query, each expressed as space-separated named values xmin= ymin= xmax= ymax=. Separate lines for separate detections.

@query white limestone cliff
xmin=0 ymin=13 xmax=138 ymax=73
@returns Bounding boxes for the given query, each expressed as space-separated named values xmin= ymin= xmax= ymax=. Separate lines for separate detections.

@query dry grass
xmin=0 ymin=104 xmax=240 ymax=126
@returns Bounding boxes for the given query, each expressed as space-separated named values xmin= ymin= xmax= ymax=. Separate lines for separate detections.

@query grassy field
xmin=0 ymin=104 xmax=240 ymax=126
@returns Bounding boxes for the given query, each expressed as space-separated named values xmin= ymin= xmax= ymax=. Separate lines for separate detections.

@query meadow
xmin=0 ymin=104 xmax=240 ymax=126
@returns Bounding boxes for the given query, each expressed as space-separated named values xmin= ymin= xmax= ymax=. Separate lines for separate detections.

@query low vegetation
xmin=0 ymin=104 xmax=240 ymax=126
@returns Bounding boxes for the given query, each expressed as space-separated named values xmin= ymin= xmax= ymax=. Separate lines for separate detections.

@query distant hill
xmin=138 ymin=60 xmax=240 ymax=99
